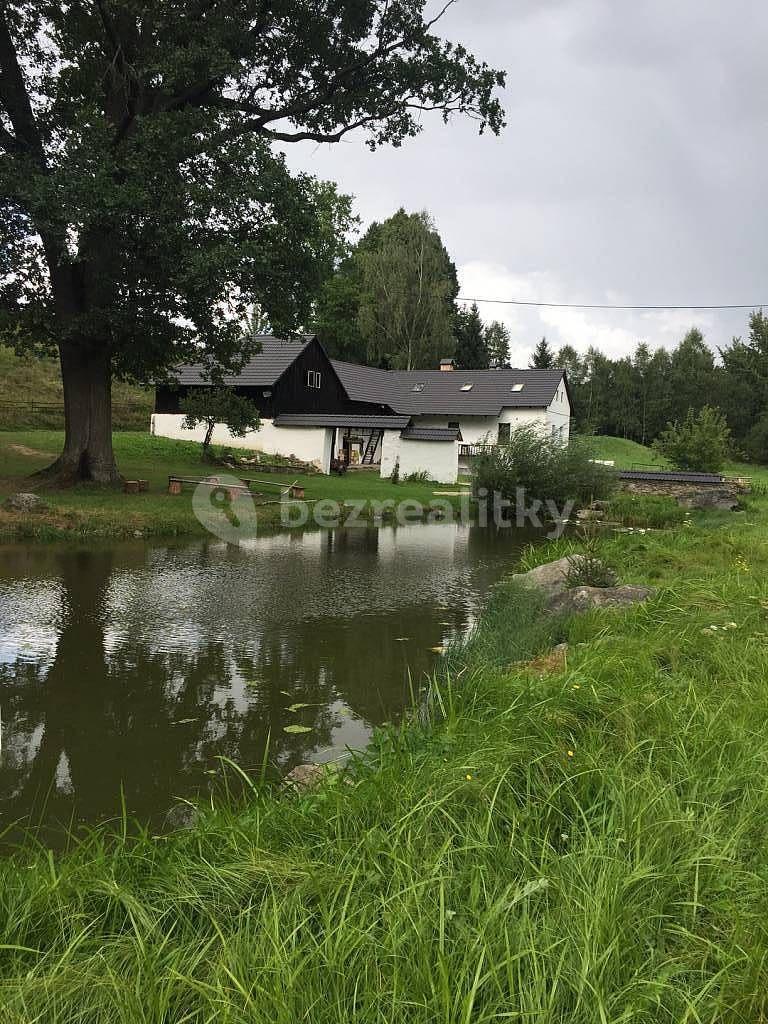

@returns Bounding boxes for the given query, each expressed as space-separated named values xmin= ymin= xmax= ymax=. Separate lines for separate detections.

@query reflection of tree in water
xmin=0 ymin=525 xmax=522 ymax=836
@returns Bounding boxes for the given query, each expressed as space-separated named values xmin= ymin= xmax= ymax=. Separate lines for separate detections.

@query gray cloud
xmin=282 ymin=0 xmax=767 ymax=363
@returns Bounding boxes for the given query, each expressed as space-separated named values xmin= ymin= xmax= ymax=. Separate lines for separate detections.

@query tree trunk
xmin=37 ymin=343 xmax=121 ymax=486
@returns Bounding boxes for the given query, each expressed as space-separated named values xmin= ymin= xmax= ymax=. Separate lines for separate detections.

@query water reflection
xmin=0 ymin=523 xmax=537 ymax=834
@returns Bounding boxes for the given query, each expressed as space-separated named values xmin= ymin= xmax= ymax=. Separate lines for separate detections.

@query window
xmin=498 ymin=423 xmax=511 ymax=445
xmin=448 ymin=421 xmax=460 ymax=430
xmin=306 ymin=370 xmax=321 ymax=389
xmin=511 ymin=383 xmax=524 ymax=393
xmin=412 ymin=383 xmax=425 ymax=393
xmin=460 ymin=383 xmax=474 ymax=392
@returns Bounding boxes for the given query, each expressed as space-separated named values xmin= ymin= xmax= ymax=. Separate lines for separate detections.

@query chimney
xmin=439 ymin=358 xmax=455 ymax=372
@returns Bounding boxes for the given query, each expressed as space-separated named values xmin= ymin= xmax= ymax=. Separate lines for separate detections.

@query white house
xmin=152 ymin=337 xmax=572 ymax=485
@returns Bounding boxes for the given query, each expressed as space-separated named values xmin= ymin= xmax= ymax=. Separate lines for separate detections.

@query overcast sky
xmin=282 ymin=0 xmax=767 ymax=367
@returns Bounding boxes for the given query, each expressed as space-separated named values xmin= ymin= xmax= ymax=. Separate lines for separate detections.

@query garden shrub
xmin=471 ymin=425 xmax=616 ymax=510
xmin=652 ymin=405 xmax=731 ymax=473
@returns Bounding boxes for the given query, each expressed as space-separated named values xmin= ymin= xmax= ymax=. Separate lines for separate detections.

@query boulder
xmin=2 ymin=492 xmax=48 ymax=513
xmin=512 ymin=555 xmax=586 ymax=598
xmin=164 ymin=802 xmax=200 ymax=830
xmin=547 ymin=585 xmax=655 ymax=615
xmin=282 ymin=762 xmax=326 ymax=793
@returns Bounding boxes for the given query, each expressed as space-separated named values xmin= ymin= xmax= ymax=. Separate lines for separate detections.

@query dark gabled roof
xmin=330 ymin=359 xmax=395 ymax=406
xmin=388 ymin=369 xmax=565 ymax=415
xmin=173 ymin=336 xmax=312 ymax=387
xmin=170 ymin=336 xmax=566 ymax=416
xmin=332 ymin=362 xmax=564 ymax=415
xmin=274 ymin=413 xmax=410 ymax=429
xmin=401 ymin=427 xmax=462 ymax=442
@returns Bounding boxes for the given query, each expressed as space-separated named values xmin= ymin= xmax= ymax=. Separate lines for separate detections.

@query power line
xmin=457 ymin=297 xmax=765 ymax=311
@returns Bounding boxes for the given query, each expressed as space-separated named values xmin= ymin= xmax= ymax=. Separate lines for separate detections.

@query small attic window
xmin=511 ymin=383 xmax=525 ymax=393
xmin=460 ymin=383 xmax=474 ymax=392
xmin=412 ymin=383 xmax=425 ymax=392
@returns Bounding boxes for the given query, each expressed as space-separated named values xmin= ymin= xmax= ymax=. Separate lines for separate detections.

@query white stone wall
xmin=151 ymin=414 xmax=334 ymax=472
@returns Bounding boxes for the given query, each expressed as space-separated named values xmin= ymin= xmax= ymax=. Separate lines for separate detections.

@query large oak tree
xmin=0 ymin=1 xmax=504 ymax=483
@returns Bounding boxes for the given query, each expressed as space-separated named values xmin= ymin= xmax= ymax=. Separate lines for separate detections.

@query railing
xmin=459 ymin=443 xmax=498 ymax=458
xmin=0 ymin=402 xmax=152 ymax=431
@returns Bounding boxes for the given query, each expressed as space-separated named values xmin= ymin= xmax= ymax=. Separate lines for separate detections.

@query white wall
xmin=545 ymin=379 xmax=571 ymax=443
xmin=151 ymin=414 xmax=334 ymax=472
xmin=379 ymin=429 xmax=401 ymax=478
xmin=396 ymin=438 xmax=458 ymax=485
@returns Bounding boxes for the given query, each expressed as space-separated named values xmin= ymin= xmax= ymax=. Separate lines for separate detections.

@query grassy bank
xmin=1 ymin=492 xmax=768 ymax=1018
xmin=0 ymin=431 xmax=469 ymax=541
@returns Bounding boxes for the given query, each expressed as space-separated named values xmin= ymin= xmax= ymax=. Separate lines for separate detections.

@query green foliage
xmin=564 ymin=528 xmax=618 ymax=588
xmin=484 ymin=320 xmax=511 ymax=368
xmin=472 ymin=425 xmax=617 ymax=509
xmin=653 ymin=405 xmax=731 ymax=473
xmin=181 ymin=388 xmax=260 ymax=453
xmin=0 ymin=345 xmax=151 ymax=429
xmin=356 ymin=209 xmax=459 ymax=369
xmin=454 ymin=303 xmax=489 ymax=369
xmin=530 ymin=337 xmax=555 ymax=368
xmin=743 ymin=411 xmax=768 ymax=463
xmin=604 ymin=492 xmax=688 ymax=528
xmin=316 ymin=208 xmax=459 ymax=369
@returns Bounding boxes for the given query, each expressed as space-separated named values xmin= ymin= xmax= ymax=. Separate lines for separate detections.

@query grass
xmin=0 ymin=430 xmax=469 ymax=540
xmin=2 ymin=471 xmax=768 ymax=1018
xmin=0 ymin=346 xmax=152 ymax=429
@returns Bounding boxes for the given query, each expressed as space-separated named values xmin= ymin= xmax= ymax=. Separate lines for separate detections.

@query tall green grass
xmin=2 ymin=510 xmax=768 ymax=1019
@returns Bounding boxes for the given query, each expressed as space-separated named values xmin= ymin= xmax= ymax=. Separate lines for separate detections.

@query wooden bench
xmin=168 ymin=475 xmax=304 ymax=500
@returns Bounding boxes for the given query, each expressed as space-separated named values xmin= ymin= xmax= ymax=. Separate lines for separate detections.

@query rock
xmin=2 ymin=492 xmax=48 ymax=513
xmin=518 ymin=643 xmax=569 ymax=676
xmin=512 ymin=555 xmax=586 ymax=597
xmin=164 ymin=802 xmax=200 ymax=830
xmin=677 ymin=488 xmax=741 ymax=512
xmin=282 ymin=762 xmax=326 ymax=793
xmin=575 ymin=508 xmax=605 ymax=521
xmin=547 ymin=585 xmax=655 ymax=615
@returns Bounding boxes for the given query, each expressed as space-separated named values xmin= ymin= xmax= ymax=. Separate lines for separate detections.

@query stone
xmin=282 ymin=762 xmax=326 ymax=793
xmin=677 ymin=488 xmax=741 ymax=512
xmin=547 ymin=585 xmax=655 ymax=616
xmin=2 ymin=492 xmax=48 ymax=513
xmin=164 ymin=802 xmax=200 ymax=830
xmin=518 ymin=643 xmax=569 ymax=676
xmin=511 ymin=555 xmax=586 ymax=598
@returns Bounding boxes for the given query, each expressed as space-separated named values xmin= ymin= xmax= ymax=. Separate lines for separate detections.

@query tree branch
xmin=0 ymin=8 xmax=46 ymax=166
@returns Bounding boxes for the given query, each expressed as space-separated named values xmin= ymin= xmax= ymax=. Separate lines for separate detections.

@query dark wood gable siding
xmin=270 ymin=338 xmax=349 ymax=414
xmin=154 ymin=338 xmax=394 ymax=417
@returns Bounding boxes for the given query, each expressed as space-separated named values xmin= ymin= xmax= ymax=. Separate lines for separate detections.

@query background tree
xmin=180 ymin=388 xmax=260 ymax=459
xmin=356 ymin=210 xmax=459 ymax=369
xmin=530 ymin=337 xmax=555 ymax=368
xmin=455 ymin=303 xmax=490 ymax=369
xmin=0 ymin=2 xmax=504 ymax=484
xmin=484 ymin=321 xmax=511 ymax=368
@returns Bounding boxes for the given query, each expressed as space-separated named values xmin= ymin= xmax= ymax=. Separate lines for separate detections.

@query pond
xmin=0 ymin=523 xmax=540 ymax=837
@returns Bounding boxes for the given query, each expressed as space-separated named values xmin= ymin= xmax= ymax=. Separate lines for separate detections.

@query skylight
xmin=511 ymin=383 xmax=525 ymax=392
xmin=460 ymin=383 xmax=474 ymax=392
xmin=412 ymin=383 xmax=425 ymax=392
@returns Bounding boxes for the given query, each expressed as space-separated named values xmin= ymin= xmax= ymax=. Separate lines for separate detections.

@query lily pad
xmin=287 ymin=703 xmax=312 ymax=713
xmin=283 ymin=724 xmax=313 ymax=735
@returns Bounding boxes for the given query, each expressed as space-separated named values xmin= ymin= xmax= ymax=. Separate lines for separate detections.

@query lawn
xmin=1 ymin=457 xmax=768 ymax=1019
xmin=0 ymin=430 xmax=469 ymax=540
